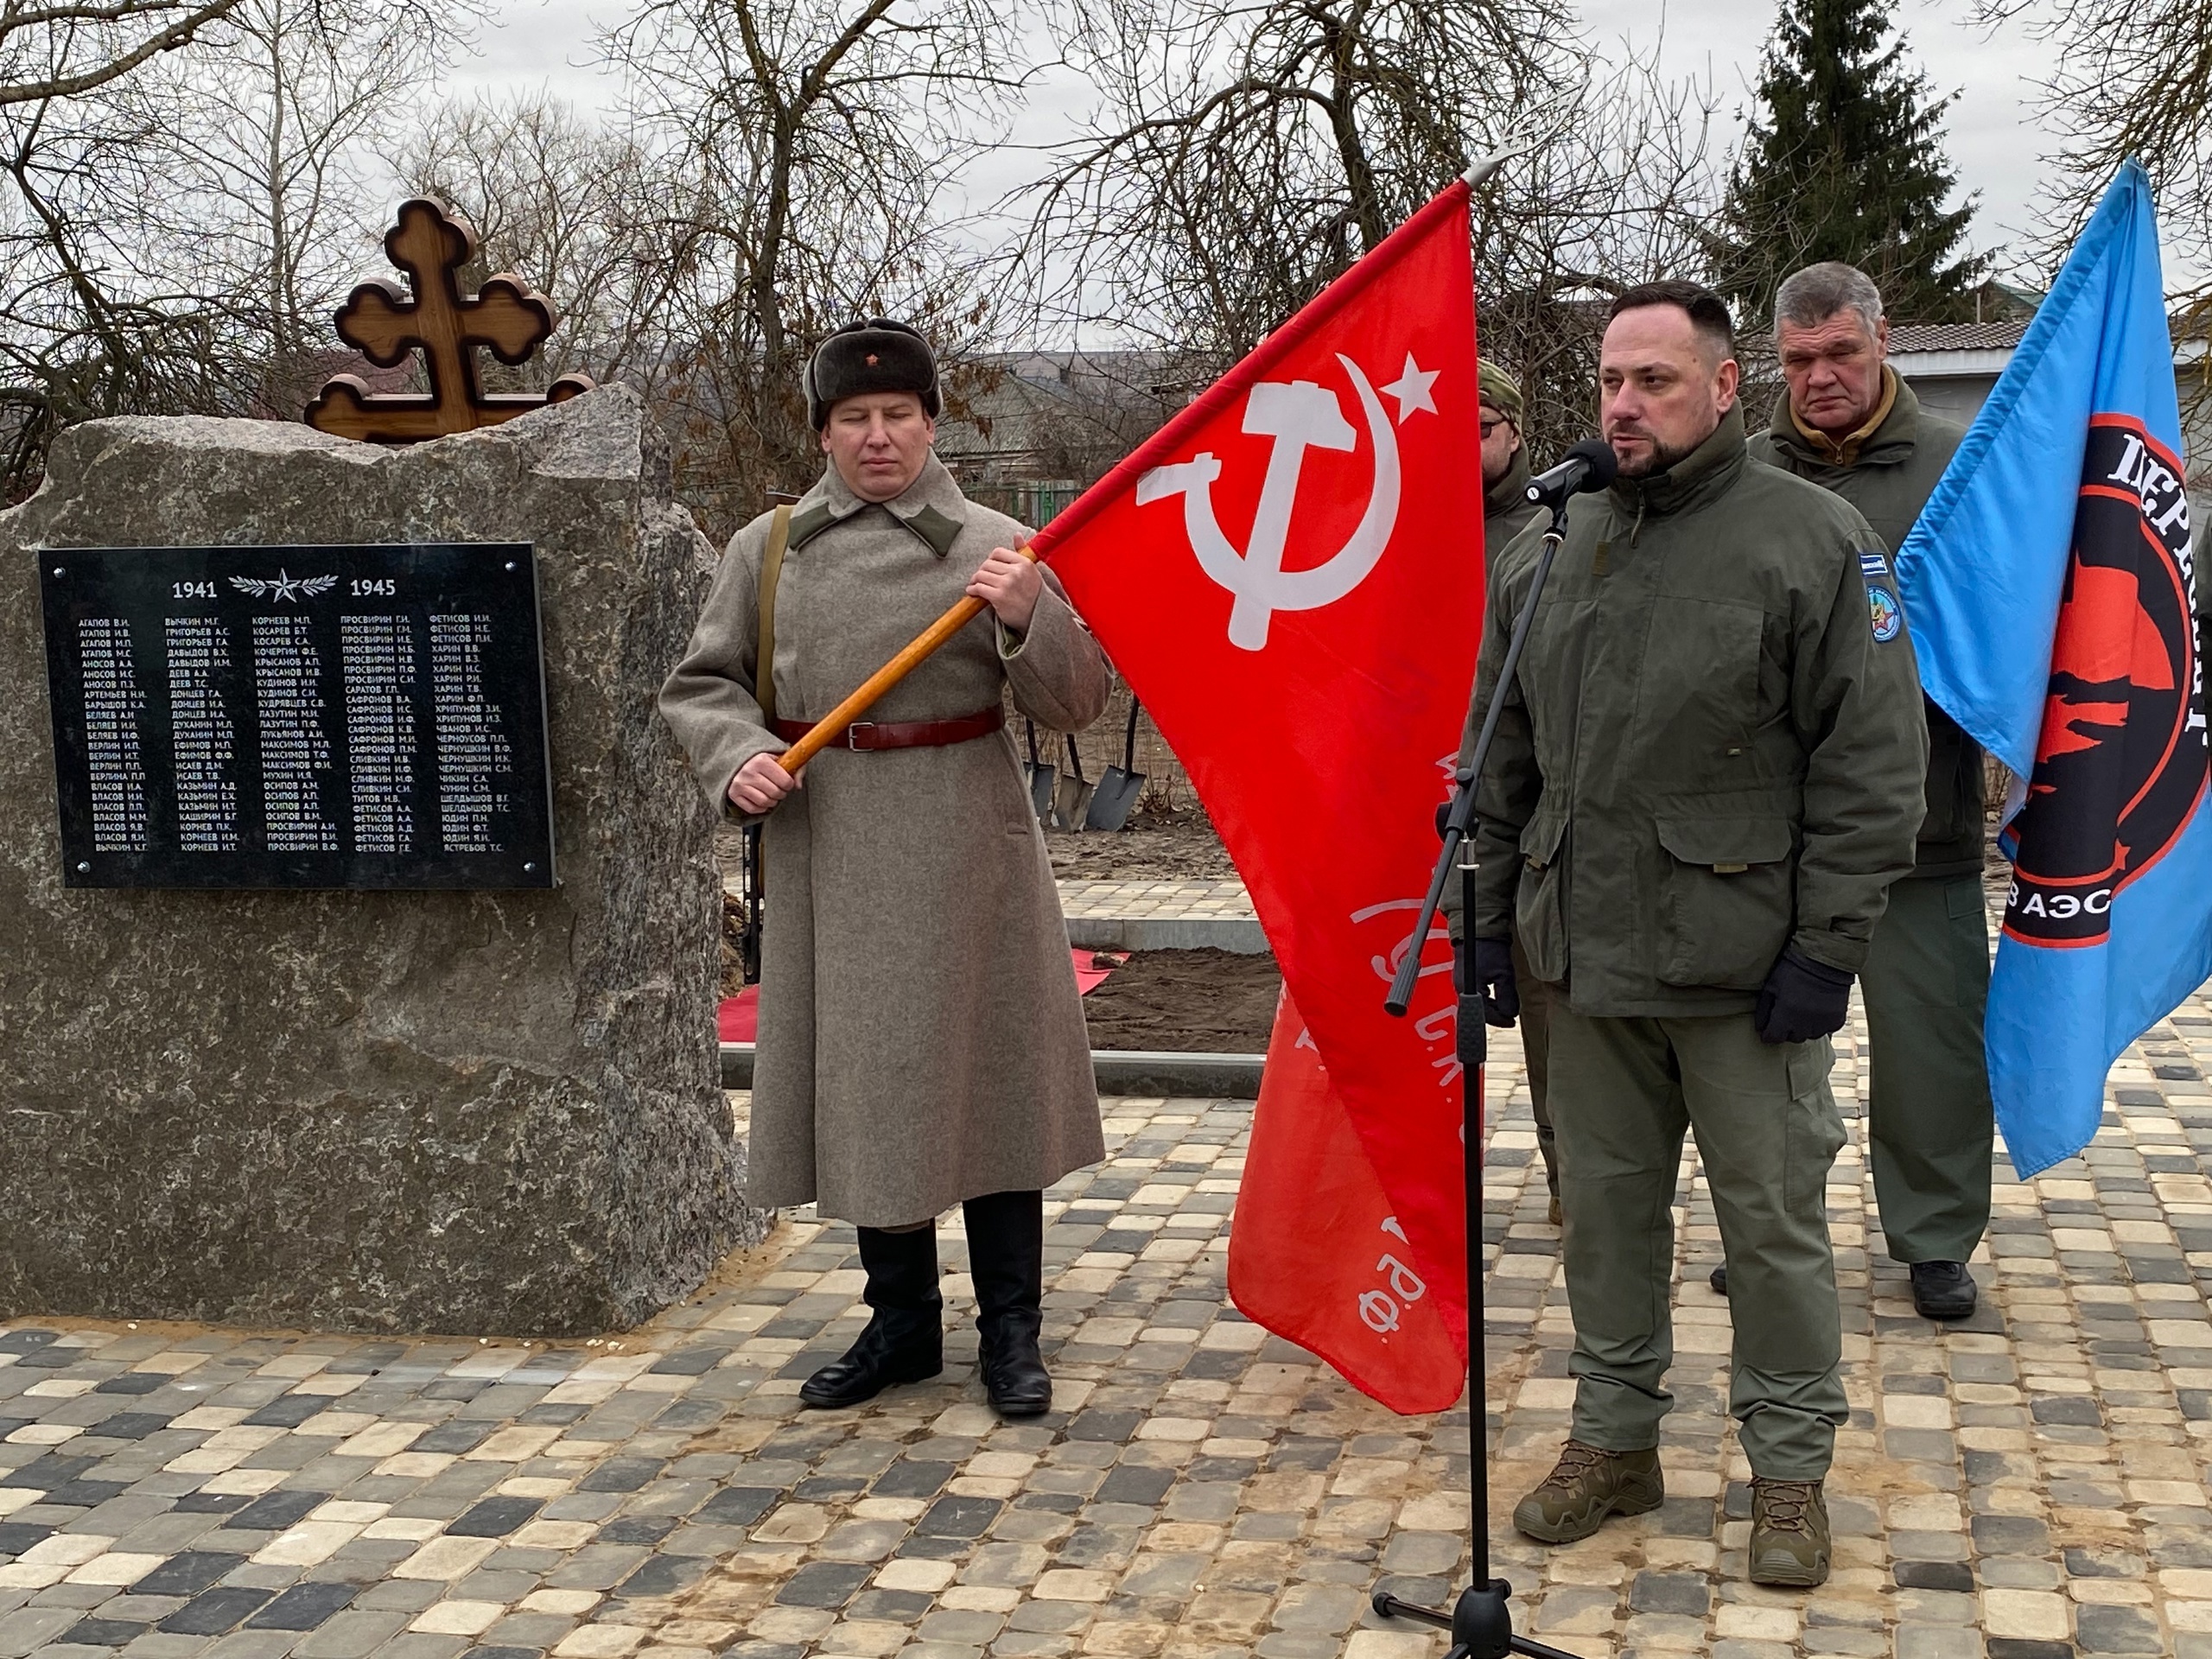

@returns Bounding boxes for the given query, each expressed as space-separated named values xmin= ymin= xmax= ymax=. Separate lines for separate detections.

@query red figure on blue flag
xmin=1897 ymin=161 xmax=2212 ymax=1176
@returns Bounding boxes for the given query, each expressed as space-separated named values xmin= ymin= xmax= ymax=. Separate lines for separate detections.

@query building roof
xmin=1886 ymin=321 xmax=2030 ymax=354
xmin=934 ymin=350 xmax=1182 ymax=480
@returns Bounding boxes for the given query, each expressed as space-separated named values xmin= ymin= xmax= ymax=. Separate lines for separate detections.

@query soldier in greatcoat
xmin=659 ymin=319 xmax=1113 ymax=1418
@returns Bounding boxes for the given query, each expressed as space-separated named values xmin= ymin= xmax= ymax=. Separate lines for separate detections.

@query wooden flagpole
xmin=776 ymin=546 xmax=1039 ymax=773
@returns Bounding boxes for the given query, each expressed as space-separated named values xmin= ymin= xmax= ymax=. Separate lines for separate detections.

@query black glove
xmin=1455 ymin=935 xmax=1520 ymax=1027
xmin=1754 ymin=946 xmax=1853 ymax=1045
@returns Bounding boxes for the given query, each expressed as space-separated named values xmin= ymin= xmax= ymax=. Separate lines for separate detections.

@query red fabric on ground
xmin=1072 ymin=949 xmax=1124 ymax=995
xmin=718 ymin=947 xmax=1120 ymax=1045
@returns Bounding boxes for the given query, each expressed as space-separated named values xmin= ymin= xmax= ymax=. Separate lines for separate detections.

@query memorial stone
xmin=0 ymin=387 xmax=764 ymax=1333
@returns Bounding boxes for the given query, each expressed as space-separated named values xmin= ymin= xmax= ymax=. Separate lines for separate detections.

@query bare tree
xmin=0 ymin=0 xmax=480 ymax=493
xmin=1011 ymin=4 xmax=1729 ymax=467
xmin=1475 ymin=48 xmax=1729 ymax=461
xmin=596 ymin=0 xmax=1029 ymax=512
xmin=134 ymin=0 xmax=488 ymax=411
xmin=588 ymin=0 xmax=1026 ymax=512
xmin=391 ymin=92 xmax=672 ymax=391
xmin=0 ymin=0 xmax=262 ymax=492
xmin=1014 ymin=0 xmax=1585 ymax=369
xmin=1973 ymin=0 xmax=2212 ymax=287
xmin=1967 ymin=0 xmax=2212 ymax=451
xmin=0 ymin=58 xmax=257 ymax=493
xmin=0 ymin=92 xmax=246 ymax=486
xmin=0 ymin=0 xmax=243 ymax=106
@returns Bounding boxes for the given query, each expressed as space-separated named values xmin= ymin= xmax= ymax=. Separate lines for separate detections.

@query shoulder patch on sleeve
xmin=1867 ymin=581 xmax=1904 ymax=642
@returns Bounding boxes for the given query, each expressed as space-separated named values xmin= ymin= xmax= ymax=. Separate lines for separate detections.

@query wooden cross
xmin=304 ymin=198 xmax=595 ymax=443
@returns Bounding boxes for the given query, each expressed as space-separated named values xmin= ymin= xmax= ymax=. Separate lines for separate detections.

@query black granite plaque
xmin=39 ymin=544 xmax=555 ymax=888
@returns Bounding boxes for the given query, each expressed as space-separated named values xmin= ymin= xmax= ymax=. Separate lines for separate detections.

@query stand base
xmin=1372 ymin=1584 xmax=1583 ymax=1659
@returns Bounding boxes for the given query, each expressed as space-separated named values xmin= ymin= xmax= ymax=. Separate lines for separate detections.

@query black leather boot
xmin=963 ymin=1189 xmax=1051 ymax=1417
xmin=1910 ymin=1261 xmax=1978 ymax=1320
xmin=799 ymin=1224 xmax=944 ymax=1409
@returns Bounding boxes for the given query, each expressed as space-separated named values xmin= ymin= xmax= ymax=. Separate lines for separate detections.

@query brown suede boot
xmin=1748 ymin=1478 xmax=1831 ymax=1587
xmin=1511 ymin=1440 xmax=1664 ymax=1543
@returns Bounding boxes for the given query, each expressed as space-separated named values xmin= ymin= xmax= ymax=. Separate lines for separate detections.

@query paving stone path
xmin=6 ymin=985 xmax=2212 ymax=1659
xmin=1055 ymin=882 xmax=1256 ymax=925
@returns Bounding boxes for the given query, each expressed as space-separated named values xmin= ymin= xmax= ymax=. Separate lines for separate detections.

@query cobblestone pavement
xmin=7 ymin=991 xmax=2212 ymax=1659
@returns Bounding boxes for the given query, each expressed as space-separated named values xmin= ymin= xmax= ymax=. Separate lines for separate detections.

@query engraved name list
xmin=40 ymin=544 xmax=554 ymax=888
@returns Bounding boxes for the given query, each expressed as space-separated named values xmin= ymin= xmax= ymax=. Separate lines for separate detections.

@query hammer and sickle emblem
xmin=1137 ymin=353 xmax=1403 ymax=651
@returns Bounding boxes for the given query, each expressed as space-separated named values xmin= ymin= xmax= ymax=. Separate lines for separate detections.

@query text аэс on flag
xmin=1897 ymin=159 xmax=2212 ymax=1178
xmin=1031 ymin=181 xmax=1485 ymax=1413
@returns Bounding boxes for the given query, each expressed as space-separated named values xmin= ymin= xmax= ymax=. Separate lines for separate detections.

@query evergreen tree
xmin=1716 ymin=0 xmax=1985 ymax=323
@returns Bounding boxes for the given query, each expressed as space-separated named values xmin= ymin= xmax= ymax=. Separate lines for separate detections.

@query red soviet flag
xmin=1032 ymin=181 xmax=1481 ymax=1411
xmin=1228 ymin=990 xmax=1467 ymax=1412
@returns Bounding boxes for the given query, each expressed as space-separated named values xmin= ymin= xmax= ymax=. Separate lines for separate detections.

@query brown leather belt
xmin=772 ymin=705 xmax=1005 ymax=752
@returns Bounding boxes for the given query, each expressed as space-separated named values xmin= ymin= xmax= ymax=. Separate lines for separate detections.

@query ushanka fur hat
xmin=805 ymin=317 xmax=943 ymax=429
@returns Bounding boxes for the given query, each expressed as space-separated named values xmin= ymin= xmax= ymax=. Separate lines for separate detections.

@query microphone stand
xmin=1374 ymin=493 xmax=1577 ymax=1659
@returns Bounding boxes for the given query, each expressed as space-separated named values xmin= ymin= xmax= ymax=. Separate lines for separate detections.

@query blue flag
xmin=1897 ymin=161 xmax=2212 ymax=1177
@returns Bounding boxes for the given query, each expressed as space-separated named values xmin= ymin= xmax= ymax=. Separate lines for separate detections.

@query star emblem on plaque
xmin=228 ymin=569 xmax=338 ymax=602
xmin=303 ymin=198 xmax=594 ymax=444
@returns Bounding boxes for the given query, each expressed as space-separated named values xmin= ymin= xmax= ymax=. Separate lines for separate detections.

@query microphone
xmin=1524 ymin=437 xmax=1620 ymax=510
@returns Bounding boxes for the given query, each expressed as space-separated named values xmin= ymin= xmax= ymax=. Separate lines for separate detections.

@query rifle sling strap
xmin=756 ymin=503 xmax=793 ymax=728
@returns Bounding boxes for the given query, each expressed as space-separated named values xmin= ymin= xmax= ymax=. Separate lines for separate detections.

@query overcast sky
xmin=449 ymin=0 xmax=2063 ymax=275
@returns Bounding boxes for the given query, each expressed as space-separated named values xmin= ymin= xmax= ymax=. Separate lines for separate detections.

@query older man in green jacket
xmin=1743 ymin=262 xmax=1988 ymax=1323
xmin=1458 ymin=281 xmax=1927 ymax=1587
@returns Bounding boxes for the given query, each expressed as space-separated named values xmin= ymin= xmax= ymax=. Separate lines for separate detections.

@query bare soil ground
xmin=1046 ymin=802 xmax=1238 ymax=883
xmin=1078 ymin=947 xmax=1280 ymax=1052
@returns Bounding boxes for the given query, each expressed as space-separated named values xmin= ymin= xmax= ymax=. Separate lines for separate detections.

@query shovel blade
xmin=1053 ymin=773 xmax=1095 ymax=831
xmin=1025 ymin=763 xmax=1058 ymax=821
xmin=1084 ymin=766 xmax=1147 ymax=831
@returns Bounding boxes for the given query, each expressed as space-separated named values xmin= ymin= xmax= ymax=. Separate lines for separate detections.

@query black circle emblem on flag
xmin=2005 ymin=413 xmax=2209 ymax=947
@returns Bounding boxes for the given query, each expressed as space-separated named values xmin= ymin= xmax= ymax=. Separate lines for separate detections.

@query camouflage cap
xmin=1478 ymin=358 xmax=1523 ymax=426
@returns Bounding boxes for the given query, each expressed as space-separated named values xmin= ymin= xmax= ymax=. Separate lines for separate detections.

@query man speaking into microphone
xmin=1446 ymin=281 xmax=1926 ymax=1586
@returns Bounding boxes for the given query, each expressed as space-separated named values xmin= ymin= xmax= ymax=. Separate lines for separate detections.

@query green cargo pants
xmin=1547 ymin=1006 xmax=1849 ymax=1481
xmin=1859 ymin=873 xmax=1993 ymax=1265
xmin=1510 ymin=931 xmax=1558 ymax=1194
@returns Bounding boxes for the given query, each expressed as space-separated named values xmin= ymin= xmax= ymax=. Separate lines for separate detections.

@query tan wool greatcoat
xmin=659 ymin=455 xmax=1112 ymax=1227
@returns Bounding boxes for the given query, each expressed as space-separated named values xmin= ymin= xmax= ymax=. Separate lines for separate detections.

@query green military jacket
xmin=1462 ymin=405 xmax=1929 ymax=1016
xmin=1484 ymin=446 xmax=1543 ymax=556
xmin=1459 ymin=448 xmax=1548 ymax=844
xmin=1747 ymin=372 xmax=1984 ymax=877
